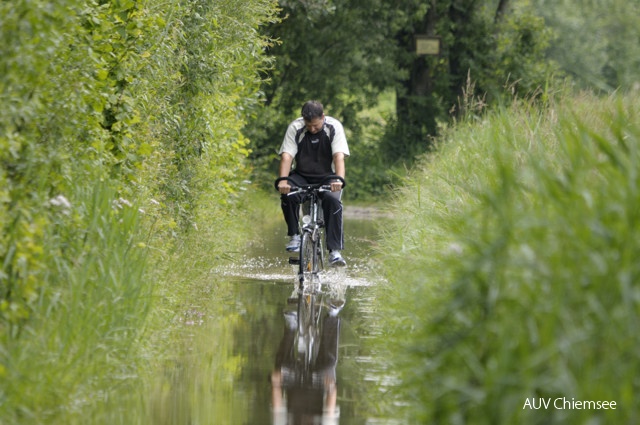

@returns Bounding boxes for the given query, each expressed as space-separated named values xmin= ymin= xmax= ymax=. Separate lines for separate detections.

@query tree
xmin=533 ymin=0 xmax=640 ymax=91
xmin=387 ymin=0 xmax=555 ymax=162
xmin=245 ymin=0 xmax=403 ymax=187
xmin=249 ymin=0 xmax=556 ymax=191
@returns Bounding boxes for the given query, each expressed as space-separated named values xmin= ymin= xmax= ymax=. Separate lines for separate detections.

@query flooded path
xmin=148 ymin=213 xmax=404 ymax=425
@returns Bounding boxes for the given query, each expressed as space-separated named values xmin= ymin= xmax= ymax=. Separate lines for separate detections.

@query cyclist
xmin=276 ymin=100 xmax=349 ymax=267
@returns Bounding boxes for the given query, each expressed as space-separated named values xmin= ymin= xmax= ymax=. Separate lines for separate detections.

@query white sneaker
xmin=286 ymin=234 xmax=301 ymax=251
xmin=329 ymin=250 xmax=347 ymax=267
xmin=283 ymin=311 xmax=297 ymax=330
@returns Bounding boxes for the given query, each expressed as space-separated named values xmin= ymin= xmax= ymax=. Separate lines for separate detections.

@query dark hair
xmin=301 ymin=100 xmax=324 ymax=121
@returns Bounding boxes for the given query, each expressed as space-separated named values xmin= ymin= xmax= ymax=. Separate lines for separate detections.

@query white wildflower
xmin=49 ymin=195 xmax=72 ymax=215
xmin=112 ymin=197 xmax=133 ymax=210
xmin=447 ymin=242 xmax=464 ymax=255
xmin=49 ymin=195 xmax=72 ymax=209
xmin=118 ymin=197 xmax=132 ymax=207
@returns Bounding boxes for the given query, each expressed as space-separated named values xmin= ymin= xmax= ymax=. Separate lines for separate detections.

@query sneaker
xmin=328 ymin=299 xmax=345 ymax=316
xmin=329 ymin=250 xmax=347 ymax=267
xmin=283 ymin=311 xmax=297 ymax=330
xmin=286 ymin=234 xmax=301 ymax=251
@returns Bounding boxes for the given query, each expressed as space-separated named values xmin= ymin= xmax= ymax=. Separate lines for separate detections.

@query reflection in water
xmin=100 ymin=215 xmax=406 ymax=425
xmin=271 ymin=282 xmax=346 ymax=425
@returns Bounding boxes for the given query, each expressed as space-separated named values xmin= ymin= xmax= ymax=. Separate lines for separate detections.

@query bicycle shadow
xmin=270 ymin=280 xmax=347 ymax=425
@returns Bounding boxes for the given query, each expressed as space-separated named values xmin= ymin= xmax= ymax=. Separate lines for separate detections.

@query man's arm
xmin=277 ymin=153 xmax=294 ymax=194
xmin=331 ymin=152 xmax=345 ymax=192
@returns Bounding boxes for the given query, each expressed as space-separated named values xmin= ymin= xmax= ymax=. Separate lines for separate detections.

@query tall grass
xmin=69 ymin=184 xmax=267 ymax=425
xmin=0 ymin=179 xmax=259 ymax=424
xmin=377 ymin=91 xmax=640 ymax=424
xmin=0 ymin=184 xmax=151 ymax=423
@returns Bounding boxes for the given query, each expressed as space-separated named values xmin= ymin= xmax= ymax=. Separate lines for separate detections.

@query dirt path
xmin=344 ymin=205 xmax=392 ymax=219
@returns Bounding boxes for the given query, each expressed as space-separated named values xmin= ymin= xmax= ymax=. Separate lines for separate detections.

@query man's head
xmin=301 ymin=100 xmax=325 ymax=134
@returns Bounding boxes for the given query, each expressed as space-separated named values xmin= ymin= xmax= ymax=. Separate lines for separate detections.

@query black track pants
xmin=281 ymin=173 xmax=344 ymax=252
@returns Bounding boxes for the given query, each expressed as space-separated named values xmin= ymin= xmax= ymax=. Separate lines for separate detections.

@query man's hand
xmin=278 ymin=180 xmax=291 ymax=195
xmin=330 ymin=180 xmax=343 ymax=192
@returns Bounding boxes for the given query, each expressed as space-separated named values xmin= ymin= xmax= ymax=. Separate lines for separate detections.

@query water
xmin=144 ymin=214 xmax=404 ymax=425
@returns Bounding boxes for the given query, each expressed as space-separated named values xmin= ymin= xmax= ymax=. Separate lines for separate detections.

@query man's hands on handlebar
xmin=329 ymin=180 xmax=343 ymax=193
xmin=275 ymin=175 xmax=345 ymax=195
xmin=277 ymin=179 xmax=292 ymax=195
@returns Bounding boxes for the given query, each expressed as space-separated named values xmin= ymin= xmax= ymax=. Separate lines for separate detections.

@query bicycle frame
xmin=300 ymin=188 xmax=325 ymax=280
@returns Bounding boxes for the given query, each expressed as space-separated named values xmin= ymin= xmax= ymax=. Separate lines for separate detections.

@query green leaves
xmin=0 ymin=0 xmax=279 ymax=328
xmin=1 ymin=0 xmax=279 ymax=419
xmin=534 ymin=0 xmax=640 ymax=91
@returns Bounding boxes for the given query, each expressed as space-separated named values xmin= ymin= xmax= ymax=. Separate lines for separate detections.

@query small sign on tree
xmin=415 ymin=35 xmax=441 ymax=56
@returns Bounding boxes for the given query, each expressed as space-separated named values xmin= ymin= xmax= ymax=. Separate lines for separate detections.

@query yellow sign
xmin=415 ymin=36 xmax=441 ymax=56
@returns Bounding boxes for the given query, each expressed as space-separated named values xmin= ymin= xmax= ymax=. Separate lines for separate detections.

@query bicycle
xmin=274 ymin=175 xmax=346 ymax=290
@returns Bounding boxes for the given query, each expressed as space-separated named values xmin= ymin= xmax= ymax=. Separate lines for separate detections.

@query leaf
xmin=96 ymin=69 xmax=109 ymax=80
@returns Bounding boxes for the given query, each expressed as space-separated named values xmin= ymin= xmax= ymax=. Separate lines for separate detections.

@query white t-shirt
xmin=278 ymin=116 xmax=350 ymax=158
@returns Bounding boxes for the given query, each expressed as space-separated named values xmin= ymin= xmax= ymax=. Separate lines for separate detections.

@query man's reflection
xmin=271 ymin=297 xmax=342 ymax=425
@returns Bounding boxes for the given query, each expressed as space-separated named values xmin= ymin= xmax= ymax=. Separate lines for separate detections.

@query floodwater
xmin=147 ymin=213 xmax=405 ymax=425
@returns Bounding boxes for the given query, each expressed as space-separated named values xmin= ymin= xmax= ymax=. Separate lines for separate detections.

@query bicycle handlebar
xmin=274 ymin=175 xmax=346 ymax=192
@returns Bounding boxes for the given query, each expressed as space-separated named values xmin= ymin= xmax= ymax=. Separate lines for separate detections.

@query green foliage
xmin=377 ymin=91 xmax=640 ymax=424
xmin=386 ymin=0 xmax=558 ymax=163
xmin=1 ymin=0 xmax=279 ymax=420
xmin=249 ymin=0 xmax=558 ymax=196
xmin=533 ymin=0 xmax=640 ymax=91
xmin=484 ymin=1 xmax=557 ymax=100
xmin=0 ymin=0 xmax=160 ymax=331
xmin=133 ymin=0 xmax=279 ymax=228
xmin=0 ymin=0 xmax=278 ymax=327
xmin=347 ymin=90 xmax=398 ymax=200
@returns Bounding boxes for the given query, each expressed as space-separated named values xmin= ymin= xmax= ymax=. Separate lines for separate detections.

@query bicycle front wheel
xmin=299 ymin=232 xmax=319 ymax=284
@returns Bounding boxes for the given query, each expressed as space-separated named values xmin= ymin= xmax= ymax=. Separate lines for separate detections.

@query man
xmin=276 ymin=100 xmax=349 ymax=267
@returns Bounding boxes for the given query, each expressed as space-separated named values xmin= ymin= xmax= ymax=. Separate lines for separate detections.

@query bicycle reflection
xmin=271 ymin=282 xmax=345 ymax=425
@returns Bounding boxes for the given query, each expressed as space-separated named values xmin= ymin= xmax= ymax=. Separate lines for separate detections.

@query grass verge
xmin=0 ymin=183 xmax=150 ymax=423
xmin=377 ymin=91 xmax=640 ymax=424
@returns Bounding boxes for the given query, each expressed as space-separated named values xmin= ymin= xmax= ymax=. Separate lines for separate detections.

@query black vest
xmin=294 ymin=123 xmax=336 ymax=179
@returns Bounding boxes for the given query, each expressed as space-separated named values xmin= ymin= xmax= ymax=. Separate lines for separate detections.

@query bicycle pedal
xmin=289 ymin=257 xmax=300 ymax=265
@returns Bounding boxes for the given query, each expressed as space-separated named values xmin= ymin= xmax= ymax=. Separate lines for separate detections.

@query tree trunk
xmin=495 ymin=0 xmax=510 ymax=23
xmin=393 ymin=0 xmax=438 ymax=160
